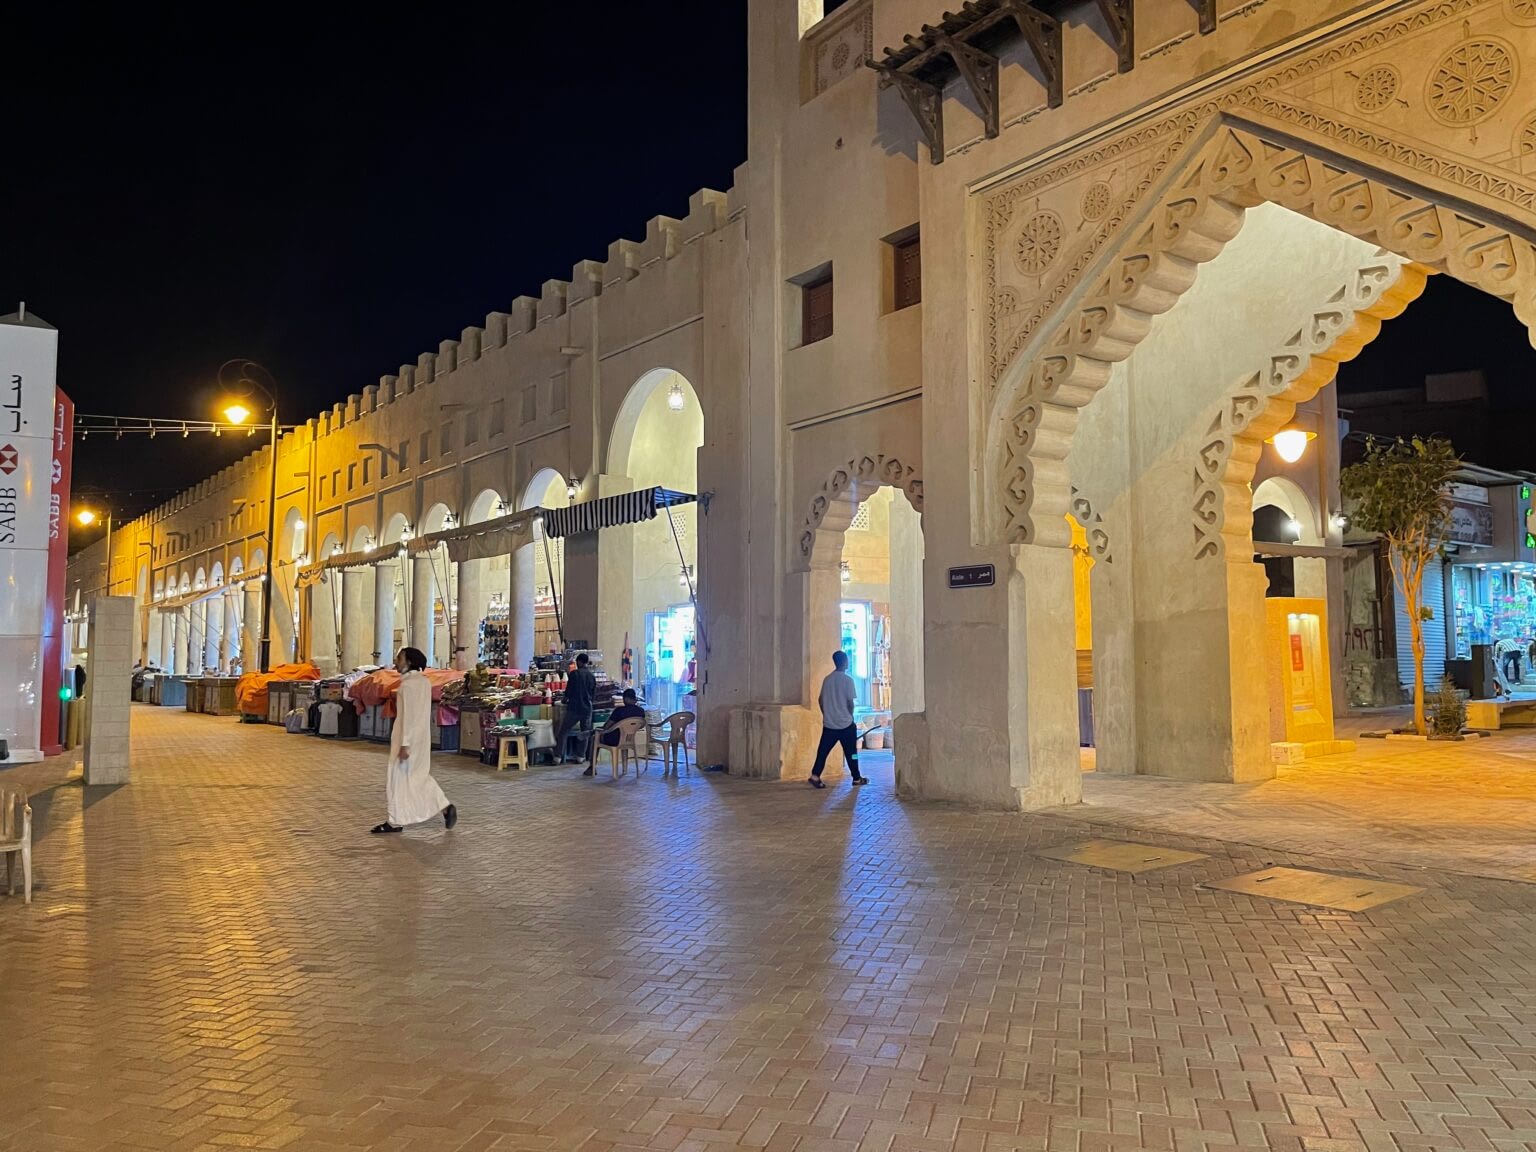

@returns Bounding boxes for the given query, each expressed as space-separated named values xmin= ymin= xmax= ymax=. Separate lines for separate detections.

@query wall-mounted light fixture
xmin=1267 ymin=426 xmax=1317 ymax=464
xmin=667 ymin=379 xmax=686 ymax=412
xmin=840 ymin=561 xmax=852 ymax=584
xmin=566 ymin=476 xmax=580 ymax=501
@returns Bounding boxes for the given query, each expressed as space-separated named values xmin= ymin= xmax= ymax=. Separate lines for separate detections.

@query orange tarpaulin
xmin=347 ymin=668 xmax=464 ymax=716
xmin=236 ymin=663 xmax=323 ymax=717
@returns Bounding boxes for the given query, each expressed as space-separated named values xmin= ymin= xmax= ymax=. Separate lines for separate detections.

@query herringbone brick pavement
xmin=1 ymin=706 xmax=1534 ymax=1151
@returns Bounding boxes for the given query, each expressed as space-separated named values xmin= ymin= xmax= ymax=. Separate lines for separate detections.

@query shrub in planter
xmin=1429 ymin=676 xmax=1467 ymax=738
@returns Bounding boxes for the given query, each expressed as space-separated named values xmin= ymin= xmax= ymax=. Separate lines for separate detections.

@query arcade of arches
xmin=67 ymin=0 xmax=1536 ymax=811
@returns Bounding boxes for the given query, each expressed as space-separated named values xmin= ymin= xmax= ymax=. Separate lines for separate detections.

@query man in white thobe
xmin=372 ymin=646 xmax=457 ymax=833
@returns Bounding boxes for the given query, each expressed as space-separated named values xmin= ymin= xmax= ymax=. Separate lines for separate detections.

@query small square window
xmin=440 ymin=421 xmax=455 ymax=455
xmin=550 ymin=376 xmax=567 ymax=415
xmin=489 ymin=400 xmax=505 ymax=437
xmin=464 ymin=413 xmax=479 ymax=447
xmin=362 ymin=457 xmax=372 ymax=485
xmin=398 ymin=440 xmax=410 ymax=470
xmin=419 ymin=431 xmax=432 ymax=462
xmin=802 ymin=272 xmax=833 ymax=345
xmin=521 ymin=385 xmax=537 ymax=424
xmin=347 ymin=463 xmax=357 ymax=491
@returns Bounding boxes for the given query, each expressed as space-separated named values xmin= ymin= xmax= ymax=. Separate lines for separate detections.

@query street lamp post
xmin=76 ymin=506 xmax=113 ymax=594
xmin=219 ymin=360 xmax=281 ymax=674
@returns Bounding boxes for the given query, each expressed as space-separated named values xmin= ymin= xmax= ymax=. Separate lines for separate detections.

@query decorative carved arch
xmin=1068 ymin=487 xmax=1112 ymax=563
xmin=796 ymin=453 xmax=924 ymax=567
xmin=1192 ymin=256 xmax=1432 ymax=560
xmin=987 ymin=121 xmax=1536 ymax=549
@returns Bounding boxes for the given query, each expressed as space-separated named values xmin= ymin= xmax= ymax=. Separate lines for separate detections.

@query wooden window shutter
xmin=803 ymin=274 xmax=834 ymax=344
xmin=894 ymin=236 xmax=921 ymax=310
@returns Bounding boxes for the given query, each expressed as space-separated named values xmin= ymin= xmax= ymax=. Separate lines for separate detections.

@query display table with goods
xmin=235 ymin=663 xmax=322 ymax=722
xmin=477 ymin=602 xmax=510 ymax=667
xmin=200 ymin=677 xmax=242 ymax=716
xmin=344 ymin=666 xmax=466 ymax=749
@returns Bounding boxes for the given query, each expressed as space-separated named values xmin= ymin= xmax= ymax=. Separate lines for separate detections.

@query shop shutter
xmin=893 ymin=236 xmax=921 ymax=310
xmin=1395 ymin=556 xmax=1448 ymax=694
xmin=803 ymin=275 xmax=834 ymax=344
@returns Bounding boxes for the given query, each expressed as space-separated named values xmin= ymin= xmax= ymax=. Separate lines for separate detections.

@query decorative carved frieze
xmin=977 ymin=0 xmax=1536 ymax=549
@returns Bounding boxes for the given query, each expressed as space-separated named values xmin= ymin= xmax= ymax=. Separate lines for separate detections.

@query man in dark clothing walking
xmin=558 ymin=652 xmax=597 ymax=764
xmin=808 ymin=649 xmax=867 ymax=788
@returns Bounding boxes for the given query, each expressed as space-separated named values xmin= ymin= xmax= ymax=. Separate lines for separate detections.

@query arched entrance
xmin=605 ymin=369 xmax=702 ymax=710
xmin=514 ymin=469 xmax=571 ymax=669
xmin=796 ymin=456 xmax=925 ymax=783
xmin=340 ymin=527 xmax=374 ymax=671
xmin=453 ymin=488 xmax=509 ymax=669
xmin=410 ymin=504 xmax=453 ymax=666
xmin=983 ymin=123 xmax=1536 ymax=801
xmin=273 ymin=509 xmax=305 ymax=665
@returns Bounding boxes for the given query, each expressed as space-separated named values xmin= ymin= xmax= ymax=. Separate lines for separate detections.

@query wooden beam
xmin=927 ymin=27 xmax=1000 ymax=139
xmin=1094 ymin=0 xmax=1135 ymax=73
xmin=997 ymin=0 xmax=1064 ymax=108
xmin=1195 ymin=0 xmax=1217 ymax=34
xmin=869 ymin=63 xmax=946 ymax=163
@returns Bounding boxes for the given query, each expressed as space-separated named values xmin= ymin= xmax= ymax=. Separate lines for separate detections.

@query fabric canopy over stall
xmin=407 ymin=508 xmax=540 ymax=562
xmin=541 ymin=487 xmax=696 ymax=539
xmin=296 ymin=545 xmax=403 ymax=588
xmin=152 ymin=584 xmax=226 ymax=612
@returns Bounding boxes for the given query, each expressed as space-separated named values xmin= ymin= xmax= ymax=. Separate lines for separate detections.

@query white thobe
xmin=386 ymin=671 xmax=449 ymax=826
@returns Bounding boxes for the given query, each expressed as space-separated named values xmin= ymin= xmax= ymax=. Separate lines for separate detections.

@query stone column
xmin=191 ymin=600 xmax=207 ymax=675
xmin=147 ymin=609 xmax=163 ymax=669
xmin=373 ymin=561 xmax=396 ymax=666
xmin=1130 ymin=473 xmax=1272 ymax=783
xmin=172 ymin=608 xmax=188 ymax=678
xmin=454 ymin=557 xmax=481 ymax=669
xmin=889 ymin=494 xmax=926 ymax=714
xmin=204 ymin=596 xmax=222 ymax=672
xmin=222 ymin=590 xmax=240 ymax=672
xmin=84 ymin=595 xmax=134 ymax=785
xmin=341 ymin=568 xmax=370 ymax=670
xmin=242 ymin=583 xmax=261 ymax=674
xmin=510 ymin=541 xmax=536 ymax=671
xmin=410 ymin=555 xmax=434 ymax=654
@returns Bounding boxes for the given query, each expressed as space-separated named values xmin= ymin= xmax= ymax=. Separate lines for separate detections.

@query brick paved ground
xmin=1073 ymin=715 xmax=1536 ymax=883
xmin=2 ymin=706 xmax=1536 ymax=1151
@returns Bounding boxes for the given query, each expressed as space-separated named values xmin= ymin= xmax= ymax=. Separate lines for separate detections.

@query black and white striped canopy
xmin=541 ymin=487 xmax=696 ymax=539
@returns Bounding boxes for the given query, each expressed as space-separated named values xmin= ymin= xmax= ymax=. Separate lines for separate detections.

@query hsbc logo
xmin=0 ymin=444 xmax=16 ymax=475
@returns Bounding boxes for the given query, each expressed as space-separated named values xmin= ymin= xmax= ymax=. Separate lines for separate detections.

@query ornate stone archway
xmin=986 ymin=118 xmax=1536 ymax=549
xmin=1192 ymin=257 xmax=1433 ymax=560
xmin=796 ymin=453 xmax=923 ymax=568
xmin=981 ymin=0 xmax=1536 ymax=551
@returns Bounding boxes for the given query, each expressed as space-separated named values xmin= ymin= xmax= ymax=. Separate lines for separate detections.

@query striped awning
xmin=407 ymin=509 xmax=540 ymax=562
xmin=297 ymin=545 xmax=403 ymax=587
xmin=542 ymin=487 xmax=696 ymax=539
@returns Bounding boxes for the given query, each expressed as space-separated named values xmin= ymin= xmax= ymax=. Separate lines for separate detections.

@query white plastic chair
xmin=594 ymin=717 xmax=648 ymax=780
xmin=1 ymin=787 xmax=32 ymax=905
xmin=648 ymin=711 xmax=695 ymax=775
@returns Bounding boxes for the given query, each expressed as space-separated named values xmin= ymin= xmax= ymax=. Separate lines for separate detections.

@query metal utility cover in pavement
xmin=1036 ymin=839 xmax=1208 ymax=874
xmin=1204 ymin=867 xmax=1422 ymax=911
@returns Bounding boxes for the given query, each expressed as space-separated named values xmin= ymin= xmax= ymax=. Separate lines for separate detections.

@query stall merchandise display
xmin=477 ymin=602 xmax=511 ymax=667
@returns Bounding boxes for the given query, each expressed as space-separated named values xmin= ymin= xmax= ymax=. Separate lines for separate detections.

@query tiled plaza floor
xmin=3 ymin=706 xmax=1536 ymax=1151
xmin=1072 ymin=715 xmax=1536 ymax=883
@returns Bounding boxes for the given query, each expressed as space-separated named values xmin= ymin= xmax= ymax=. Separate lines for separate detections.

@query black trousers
xmin=811 ymin=724 xmax=862 ymax=779
xmin=1504 ymin=651 xmax=1523 ymax=683
xmin=557 ymin=711 xmax=592 ymax=760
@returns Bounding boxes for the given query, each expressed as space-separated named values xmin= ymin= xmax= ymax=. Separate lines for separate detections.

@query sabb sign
xmin=0 ymin=311 xmax=59 ymax=763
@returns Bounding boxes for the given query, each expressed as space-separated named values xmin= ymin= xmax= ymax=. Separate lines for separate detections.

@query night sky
xmin=8 ymin=6 xmax=1531 ymax=557
xmin=4 ymin=6 xmax=748 ymax=552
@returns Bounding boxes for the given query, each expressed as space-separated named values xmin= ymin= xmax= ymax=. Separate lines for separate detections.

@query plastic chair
xmin=649 ymin=712 xmax=696 ymax=775
xmin=593 ymin=717 xmax=648 ymax=780
xmin=1 ymin=787 xmax=32 ymax=905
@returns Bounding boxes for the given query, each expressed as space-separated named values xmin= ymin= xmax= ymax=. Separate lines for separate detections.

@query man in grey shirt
xmin=808 ymin=649 xmax=867 ymax=788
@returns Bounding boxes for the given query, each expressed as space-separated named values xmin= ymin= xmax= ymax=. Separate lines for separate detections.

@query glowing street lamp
xmin=222 ymin=402 xmax=253 ymax=426
xmin=75 ymin=505 xmax=113 ymax=593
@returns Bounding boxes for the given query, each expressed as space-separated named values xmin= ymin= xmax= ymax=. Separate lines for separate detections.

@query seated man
xmin=584 ymin=688 xmax=647 ymax=777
